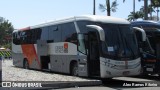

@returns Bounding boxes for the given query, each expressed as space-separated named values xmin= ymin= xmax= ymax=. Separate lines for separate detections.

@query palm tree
xmin=128 ymin=11 xmax=144 ymax=21
xmin=143 ymin=0 xmax=148 ymax=20
xmin=93 ymin=0 xmax=96 ymax=15
xmin=139 ymin=5 xmax=156 ymax=20
xmin=123 ymin=0 xmax=142 ymax=20
xmin=123 ymin=0 xmax=136 ymax=13
xmin=99 ymin=0 xmax=118 ymax=16
xmin=151 ymin=0 xmax=160 ymax=7
xmin=151 ymin=0 xmax=160 ymax=20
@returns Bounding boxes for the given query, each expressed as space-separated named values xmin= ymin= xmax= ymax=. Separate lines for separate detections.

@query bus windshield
xmin=142 ymin=25 xmax=160 ymax=55
xmin=100 ymin=23 xmax=139 ymax=59
xmin=131 ymin=21 xmax=160 ymax=56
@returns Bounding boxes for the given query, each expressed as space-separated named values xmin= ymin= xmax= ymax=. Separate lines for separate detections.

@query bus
xmin=12 ymin=15 xmax=143 ymax=78
xmin=131 ymin=21 xmax=160 ymax=76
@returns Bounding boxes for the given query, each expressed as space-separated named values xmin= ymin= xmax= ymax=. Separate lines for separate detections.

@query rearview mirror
xmin=133 ymin=27 xmax=146 ymax=42
xmin=86 ymin=25 xmax=105 ymax=41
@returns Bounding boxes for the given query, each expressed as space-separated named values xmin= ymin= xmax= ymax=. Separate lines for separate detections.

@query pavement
xmin=1 ymin=60 xmax=102 ymax=89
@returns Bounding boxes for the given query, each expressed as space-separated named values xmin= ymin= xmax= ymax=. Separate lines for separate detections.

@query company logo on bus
xmin=64 ymin=43 xmax=68 ymax=53
xmin=55 ymin=43 xmax=68 ymax=53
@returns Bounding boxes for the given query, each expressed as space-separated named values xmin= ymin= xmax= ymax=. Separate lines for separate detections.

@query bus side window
xmin=52 ymin=25 xmax=61 ymax=42
xmin=31 ymin=28 xmax=41 ymax=44
xmin=41 ymin=27 xmax=49 ymax=41
xmin=48 ymin=26 xmax=58 ymax=43
xmin=13 ymin=32 xmax=19 ymax=45
xmin=61 ymin=22 xmax=77 ymax=44
xmin=78 ymin=34 xmax=87 ymax=55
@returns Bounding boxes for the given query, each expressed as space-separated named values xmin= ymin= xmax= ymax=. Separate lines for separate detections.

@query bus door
xmin=77 ymin=32 xmax=100 ymax=77
xmin=87 ymin=31 xmax=100 ymax=76
xmin=77 ymin=33 xmax=88 ymax=76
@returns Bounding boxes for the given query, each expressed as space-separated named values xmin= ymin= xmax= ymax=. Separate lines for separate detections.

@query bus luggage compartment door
xmin=78 ymin=55 xmax=88 ymax=77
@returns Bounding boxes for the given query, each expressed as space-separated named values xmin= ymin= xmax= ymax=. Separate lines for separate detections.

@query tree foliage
xmin=125 ymin=0 xmax=159 ymax=21
xmin=0 ymin=17 xmax=14 ymax=49
xmin=127 ymin=11 xmax=144 ymax=21
xmin=151 ymin=0 xmax=160 ymax=7
xmin=139 ymin=5 xmax=156 ymax=19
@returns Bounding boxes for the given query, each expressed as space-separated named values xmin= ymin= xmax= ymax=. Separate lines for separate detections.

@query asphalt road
xmin=57 ymin=75 xmax=160 ymax=90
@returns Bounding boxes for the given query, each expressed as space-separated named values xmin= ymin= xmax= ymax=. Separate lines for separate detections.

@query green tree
xmin=151 ymin=0 xmax=160 ymax=20
xmin=123 ymin=0 xmax=141 ymax=20
xmin=151 ymin=0 xmax=160 ymax=7
xmin=127 ymin=11 xmax=144 ymax=21
xmin=136 ymin=0 xmax=148 ymax=20
xmin=99 ymin=0 xmax=118 ymax=16
xmin=139 ymin=5 xmax=156 ymax=19
xmin=0 ymin=17 xmax=14 ymax=49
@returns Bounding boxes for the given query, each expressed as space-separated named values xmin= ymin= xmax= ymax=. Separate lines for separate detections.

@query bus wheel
xmin=71 ymin=63 xmax=78 ymax=76
xmin=24 ymin=59 xmax=29 ymax=69
xmin=101 ymin=78 xmax=113 ymax=83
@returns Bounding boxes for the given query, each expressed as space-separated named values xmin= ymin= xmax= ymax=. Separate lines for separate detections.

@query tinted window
xmin=100 ymin=23 xmax=139 ymax=59
xmin=13 ymin=32 xmax=20 ymax=45
xmin=52 ymin=25 xmax=61 ymax=42
xmin=41 ymin=27 xmax=49 ymax=40
xmin=77 ymin=21 xmax=93 ymax=33
xmin=48 ymin=26 xmax=58 ymax=41
xmin=61 ymin=22 xmax=77 ymax=44
xmin=13 ymin=28 xmax=42 ymax=45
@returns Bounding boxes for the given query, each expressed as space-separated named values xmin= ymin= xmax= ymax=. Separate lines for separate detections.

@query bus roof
xmin=29 ymin=15 xmax=130 ymax=29
xmin=131 ymin=20 xmax=160 ymax=25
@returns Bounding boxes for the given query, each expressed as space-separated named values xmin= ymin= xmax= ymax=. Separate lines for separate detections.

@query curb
xmin=42 ymin=81 xmax=102 ymax=89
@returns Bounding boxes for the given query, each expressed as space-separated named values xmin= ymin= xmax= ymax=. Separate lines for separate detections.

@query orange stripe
xmin=32 ymin=44 xmax=41 ymax=69
xmin=20 ymin=27 xmax=30 ymax=31
xmin=21 ymin=44 xmax=41 ymax=69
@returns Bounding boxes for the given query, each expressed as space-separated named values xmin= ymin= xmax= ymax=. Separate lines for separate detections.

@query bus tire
xmin=71 ymin=62 xmax=78 ymax=76
xmin=101 ymin=78 xmax=113 ymax=83
xmin=23 ymin=59 xmax=29 ymax=69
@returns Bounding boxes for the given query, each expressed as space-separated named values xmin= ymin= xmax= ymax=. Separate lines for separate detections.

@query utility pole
xmin=144 ymin=0 xmax=148 ymax=20
xmin=93 ymin=0 xmax=96 ymax=15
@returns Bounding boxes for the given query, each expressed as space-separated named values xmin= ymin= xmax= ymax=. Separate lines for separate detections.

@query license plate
xmin=146 ymin=68 xmax=153 ymax=72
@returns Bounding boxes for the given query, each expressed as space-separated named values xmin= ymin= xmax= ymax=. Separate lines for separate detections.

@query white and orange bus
xmin=12 ymin=15 xmax=143 ymax=78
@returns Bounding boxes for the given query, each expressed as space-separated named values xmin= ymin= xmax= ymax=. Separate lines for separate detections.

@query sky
xmin=0 ymin=0 xmax=151 ymax=29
